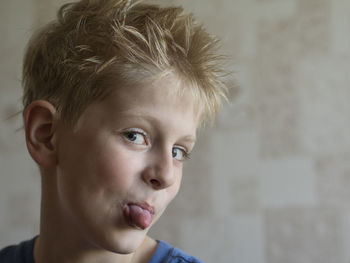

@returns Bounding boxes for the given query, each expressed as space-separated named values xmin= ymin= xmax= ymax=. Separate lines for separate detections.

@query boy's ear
xmin=24 ymin=100 xmax=58 ymax=168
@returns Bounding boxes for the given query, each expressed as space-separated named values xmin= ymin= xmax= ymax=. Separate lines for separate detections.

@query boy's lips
xmin=122 ymin=202 xmax=155 ymax=230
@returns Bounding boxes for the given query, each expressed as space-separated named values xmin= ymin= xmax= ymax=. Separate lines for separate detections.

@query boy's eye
xmin=123 ymin=131 xmax=147 ymax=145
xmin=172 ymin=147 xmax=189 ymax=161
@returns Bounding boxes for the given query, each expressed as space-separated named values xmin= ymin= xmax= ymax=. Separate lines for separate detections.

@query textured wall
xmin=0 ymin=0 xmax=41 ymax=246
xmin=1 ymin=0 xmax=350 ymax=262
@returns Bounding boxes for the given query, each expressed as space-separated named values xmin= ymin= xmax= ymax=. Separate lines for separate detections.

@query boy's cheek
xmin=152 ymin=183 xmax=181 ymax=223
xmin=93 ymin=150 xmax=142 ymax=184
xmin=164 ymin=177 xmax=182 ymax=205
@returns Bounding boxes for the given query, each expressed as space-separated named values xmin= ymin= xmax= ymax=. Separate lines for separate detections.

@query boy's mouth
xmin=122 ymin=203 xmax=154 ymax=230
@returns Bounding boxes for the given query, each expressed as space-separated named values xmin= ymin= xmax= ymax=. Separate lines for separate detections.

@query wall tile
xmin=260 ymin=157 xmax=316 ymax=207
xmin=181 ymin=215 xmax=264 ymax=263
xmin=265 ymin=207 xmax=345 ymax=263
xmin=296 ymin=55 xmax=350 ymax=155
xmin=316 ymin=153 xmax=350 ymax=208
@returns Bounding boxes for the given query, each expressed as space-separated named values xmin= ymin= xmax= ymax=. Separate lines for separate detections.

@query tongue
xmin=126 ymin=205 xmax=152 ymax=230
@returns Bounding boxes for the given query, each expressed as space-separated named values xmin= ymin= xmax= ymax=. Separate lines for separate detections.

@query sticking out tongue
xmin=124 ymin=204 xmax=153 ymax=230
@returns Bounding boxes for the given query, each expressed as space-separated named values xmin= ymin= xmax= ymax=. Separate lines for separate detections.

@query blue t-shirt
xmin=0 ymin=237 xmax=203 ymax=263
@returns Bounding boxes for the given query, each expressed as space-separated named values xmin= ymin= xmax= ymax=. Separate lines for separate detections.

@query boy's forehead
xmin=70 ymin=76 xmax=202 ymax=134
xmin=70 ymin=71 xmax=203 ymax=131
xmin=107 ymin=72 xmax=196 ymax=107
xmin=71 ymin=75 xmax=201 ymax=138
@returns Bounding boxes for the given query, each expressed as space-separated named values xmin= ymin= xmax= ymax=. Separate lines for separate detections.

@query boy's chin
xmin=102 ymin=228 xmax=150 ymax=254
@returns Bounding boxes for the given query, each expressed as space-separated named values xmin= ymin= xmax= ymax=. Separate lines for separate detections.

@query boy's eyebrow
xmin=179 ymin=135 xmax=196 ymax=144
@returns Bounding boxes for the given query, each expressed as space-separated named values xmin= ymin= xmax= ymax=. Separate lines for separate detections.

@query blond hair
xmin=22 ymin=0 xmax=228 ymax=124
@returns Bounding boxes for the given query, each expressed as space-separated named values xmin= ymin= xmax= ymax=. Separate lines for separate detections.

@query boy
xmin=0 ymin=0 xmax=228 ymax=262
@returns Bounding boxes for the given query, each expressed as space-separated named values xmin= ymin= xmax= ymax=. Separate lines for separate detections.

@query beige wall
xmin=1 ymin=0 xmax=350 ymax=262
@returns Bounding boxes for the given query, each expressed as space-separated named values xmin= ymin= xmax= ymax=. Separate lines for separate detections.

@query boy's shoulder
xmin=149 ymin=240 xmax=204 ymax=263
xmin=0 ymin=237 xmax=36 ymax=263
xmin=0 ymin=238 xmax=203 ymax=263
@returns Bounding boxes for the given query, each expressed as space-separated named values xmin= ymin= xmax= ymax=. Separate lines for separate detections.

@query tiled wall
xmin=1 ymin=0 xmax=350 ymax=262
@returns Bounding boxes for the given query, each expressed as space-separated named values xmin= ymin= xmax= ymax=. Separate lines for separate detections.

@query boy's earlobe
xmin=24 ymin=100 xmax=58 ymax=168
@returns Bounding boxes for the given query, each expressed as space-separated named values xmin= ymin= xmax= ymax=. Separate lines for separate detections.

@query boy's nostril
xmin=150 ymin=179 xmax=161 ymax=188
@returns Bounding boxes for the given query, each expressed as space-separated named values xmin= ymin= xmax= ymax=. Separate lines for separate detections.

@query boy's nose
xmin=142 ymin=150 xmax=176 ymax=190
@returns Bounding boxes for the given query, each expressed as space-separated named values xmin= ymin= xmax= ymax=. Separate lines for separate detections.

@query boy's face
xmin=53 ymin=74 xmax=200 ymax=253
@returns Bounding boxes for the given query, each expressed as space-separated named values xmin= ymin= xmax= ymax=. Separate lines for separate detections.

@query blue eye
xmin=123 ymin=131 xmax=147 ymax=145
xmin=172 ymin=147 xmax=189 ymax=161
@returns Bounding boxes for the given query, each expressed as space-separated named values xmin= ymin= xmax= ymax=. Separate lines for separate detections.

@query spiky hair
xmin=22 ymin=0 xmax=228 ymax=124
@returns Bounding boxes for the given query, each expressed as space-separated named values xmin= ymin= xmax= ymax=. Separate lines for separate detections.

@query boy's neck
xmin=33 ymin=234 xmax=157 ymax=263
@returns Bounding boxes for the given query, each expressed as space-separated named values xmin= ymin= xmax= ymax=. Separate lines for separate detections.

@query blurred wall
xmin=1 ymin=0 xmax=350 ymax=262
